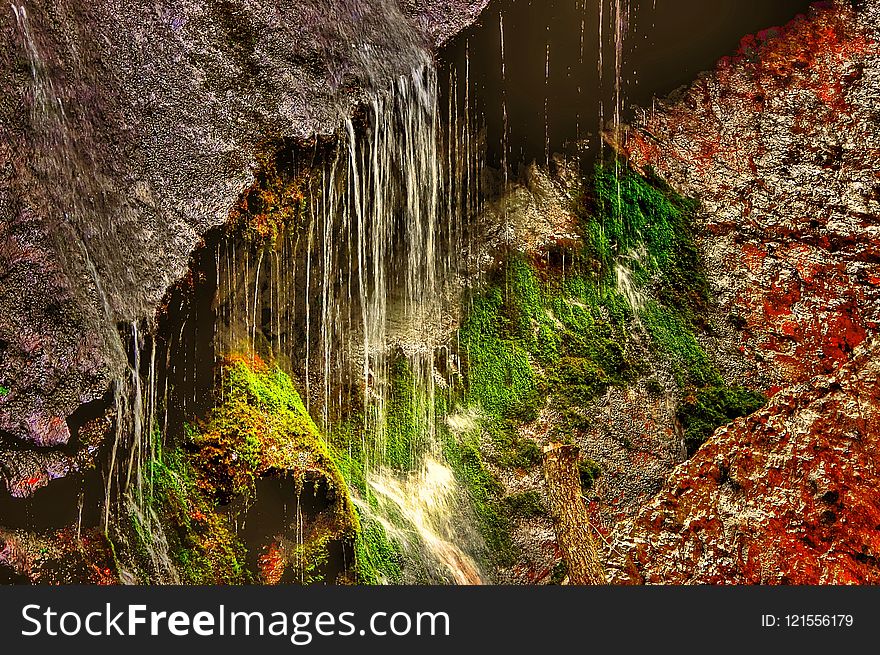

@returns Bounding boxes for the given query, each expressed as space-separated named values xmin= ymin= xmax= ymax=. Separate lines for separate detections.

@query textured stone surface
xmin=618 ymin=0 xmax=880 ymax=390
xmin=607 ymin=0 xmax=880 ymax=584
xmin=0 ymin=0 xmax=487 ymax=491
xmin=607 ymin=338 xmax=880 ymax=584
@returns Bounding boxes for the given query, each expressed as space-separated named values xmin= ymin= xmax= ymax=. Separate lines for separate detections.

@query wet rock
xmin=608 ymin=0 xmax=880 ymax=583
xmin=606 ymin=339 xmax=880 ymax=584
xmin=0 ymin=0 xmax=487 ymax=491
xmin=617 ymin=0 xmax=880 ymax=389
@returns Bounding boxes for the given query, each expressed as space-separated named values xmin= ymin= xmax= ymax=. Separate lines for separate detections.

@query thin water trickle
xmin=12 ymin=3 xmax=125 ymax=351
xmin=442 ymin=0 xmax=812 ymax=169
xmin=207 ymin=60 xmax=487 ymax=584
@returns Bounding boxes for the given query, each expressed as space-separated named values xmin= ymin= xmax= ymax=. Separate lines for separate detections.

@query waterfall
xmin=317 ymin=63 xmax=484 ymax=583
xmin=210 ymin=61 xmax=486 ymax=583
xmin=11 ymin=3 xmax=163 ymax=556
xmin=13 ymin=0 xmax=485 ymax=584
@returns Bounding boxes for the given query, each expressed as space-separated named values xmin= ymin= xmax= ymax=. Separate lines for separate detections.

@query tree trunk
xmin=543 ymin=443 xmax=607 ymax=585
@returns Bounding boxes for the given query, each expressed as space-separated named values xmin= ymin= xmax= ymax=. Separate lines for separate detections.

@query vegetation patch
xmin=678 ymin=386 xmax=767 ymax=456
xmin=503 ymin=491 xmax=547 ymax=519
xmin=578 ymin=458 xmax=602 ymax=491
xmin=129 ymin=355 xmax=360 ymax=584
xmin=441 ymin=426 xmax=516 ymax=567
xmin=585 ymin=163 xmax=709 ymax=322
xmin=325 ymin=420 xmax=406 ymax=585
xmin=134 ymin=446 xmax=248 ymax=584
xmin=449 ymin=160 xmax=768 ymax=565
xmin=228 ymin=147 xmax=314 ymax=242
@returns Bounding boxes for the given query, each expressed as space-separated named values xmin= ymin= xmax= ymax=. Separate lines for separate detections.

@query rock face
xmin=608 ymin=0 xmax=880 ymax=583
xmin=0 ymin=0 xmax=487 ymax=492
xmin=607 ymin=339 xmax=880 ymax=584
xmin=619 ymin=0 xmax=880 ymax=389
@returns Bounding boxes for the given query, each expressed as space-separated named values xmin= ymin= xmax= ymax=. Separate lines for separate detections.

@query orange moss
xmin=228 ymin=151 xmax=313 ymax=241
xmin=258 ymin=541 xmax=286 ymax=585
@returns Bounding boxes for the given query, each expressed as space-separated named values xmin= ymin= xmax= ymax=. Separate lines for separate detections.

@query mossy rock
xmin=127 ymin=355 xmax=361 ymax=585
xmin=678 ymin=386 xmax=767 ymax=456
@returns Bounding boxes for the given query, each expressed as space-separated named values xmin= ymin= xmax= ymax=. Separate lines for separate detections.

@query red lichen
xmin=258 ymin=541 xmax=286 ymax=585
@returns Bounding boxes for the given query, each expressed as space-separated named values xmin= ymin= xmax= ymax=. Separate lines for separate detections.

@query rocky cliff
xmin=606 ymin=0 xmax=880 ymax=584
xmin=0 ymin=0 xmax=487 ymax=496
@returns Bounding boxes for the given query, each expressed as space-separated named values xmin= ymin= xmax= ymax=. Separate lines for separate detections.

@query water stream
xmin=6 ymin=0 xmax=818 ymax=586
xmin=206 ymin=60 xmax=487 ymax=583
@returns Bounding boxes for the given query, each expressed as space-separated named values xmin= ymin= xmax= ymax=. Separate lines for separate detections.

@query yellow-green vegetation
xmin=503 ymin=491 xmax=547 ymax=519
xmin=190 ymin=355 xmax=351 ymax=502
xmin=641 ymin=302 xmax=720 ymax=388
xmin=449 ymin=161 xmax=766 ymax=564
xmin=128 ymin=446 xmax=249 ymax=584
xmin=440 ymin=421 xmax=516 ymax=566
xmin=383 ymin=356 xmax=428 ymax=472
xmin=324 ymin=356 xmax=435 ymax=584
xmin=326 ymin=419 xmax=406 ymax=585
xmin=130 ymin=355 xmax=360 ymax=584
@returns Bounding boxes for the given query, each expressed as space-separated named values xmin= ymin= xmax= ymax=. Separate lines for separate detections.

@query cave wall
xmin=0 ymin=0 xmax=488 ymax=490
xmin=606 ymin=0 xmax=880 ymax=583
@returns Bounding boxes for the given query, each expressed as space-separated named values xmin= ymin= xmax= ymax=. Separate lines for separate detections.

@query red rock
xmin=607 ymin=0 xmax=880 ymax=584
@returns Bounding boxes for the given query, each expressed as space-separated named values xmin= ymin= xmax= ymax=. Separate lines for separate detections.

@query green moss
xmin=189 ymin=355 xmax=348 ymax=504
xmin=586 ymin=163 xmax=708 ymax=318
xmin=128 ymin=356 xmax=360 ymax=585
xmin=510 ymin=437 xmax=542 ymax=469
xmin=325 ymin=405 xmax=412 ymax=585
xmin=547 ymin=357 xmax=610 ymax=406
xmin=0 ymin=385 xmax=9 ymax=396
xmin=325 ymin=431 xmax=406 ymax=584
xmin=383 ymin=355 xmax=432 ymax=472
xmin=352 ymin=520 xmax=403 ymax=585
xmin=549 ymin=559 xmax=569 ymax=585
xmin=441 ymin=429 xmax=515 ymax=567
xmin=141 ymin=446 xmax=250 ymax=584
xmin=642 ymin=302 xmax=721 ymax=388
xmin=459 ymin=286 xmax=541 ymax=421
xmin=582 ymin=162 xmax=727 ymax=395
xmin=459 ymin=254 xmax=634 ymax=429
xmin=578 ymin=459 xmax=602 ymax=491
xmin=503 ymin=491 xmax=547 ymax=519
xmin=678 ymin=386 xmax=767 ymax=456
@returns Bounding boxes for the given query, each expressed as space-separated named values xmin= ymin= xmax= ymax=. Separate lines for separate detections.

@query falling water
xmin=357 ymin=459 xmax=483 ymax=585
xmin=614 ymin=244 xmax=648 ymax=317
xmin=320 ymin=64 xmax=484 ymax=582
xmin=612 ymin=0 xmax=629 ymax=144
xmin=210 ymin=60 xmax=486 ymax=583
xmin=10 ymin=3 xmax=128 ymax=344
xmin=10 ymin=5 xmax=167 ymax=568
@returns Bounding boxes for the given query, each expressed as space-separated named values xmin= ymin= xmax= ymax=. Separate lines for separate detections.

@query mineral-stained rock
xmin=0 ymin=0 xmax=487 ymax=491
xmin=607 ymin=0 xmax=880 ymax=583
xmin=607 ymin=338 xmax=880 ymax=584
xmin=617 ymin=0 xmax=880 ymax=390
